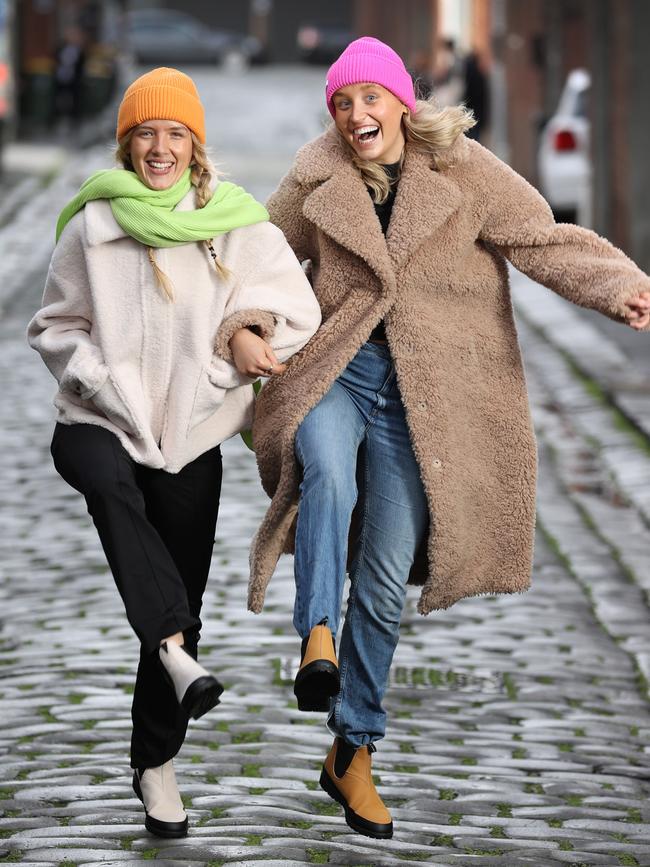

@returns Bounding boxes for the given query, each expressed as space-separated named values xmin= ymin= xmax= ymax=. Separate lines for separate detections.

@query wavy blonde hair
xmin=340 ymin=96 xmax=476 ymax=204
xmin=115 ymin=130 xmax=228 ymax=301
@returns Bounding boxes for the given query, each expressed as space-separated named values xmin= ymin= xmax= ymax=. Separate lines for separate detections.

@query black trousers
xmin=51 ymin=423 xmax=222 ymax=769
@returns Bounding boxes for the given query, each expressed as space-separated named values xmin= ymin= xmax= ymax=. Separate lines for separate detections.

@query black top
xmin=368 ymin=161 xmax=400 ymax=341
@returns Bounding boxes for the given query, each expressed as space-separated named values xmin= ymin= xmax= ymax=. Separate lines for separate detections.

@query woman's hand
xmin=229 ymin=328 xmax=287 ymax=377
xmin=624 ymin=290 xmax=650 ymax=330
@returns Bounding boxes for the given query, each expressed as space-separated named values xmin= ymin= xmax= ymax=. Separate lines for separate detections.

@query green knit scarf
xmin=56 ymin=168 xmax=268 ymax=245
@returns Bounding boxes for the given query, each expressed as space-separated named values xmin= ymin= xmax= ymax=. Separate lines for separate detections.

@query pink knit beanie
xmin=325 ymin=37 xmax=416 ymax=118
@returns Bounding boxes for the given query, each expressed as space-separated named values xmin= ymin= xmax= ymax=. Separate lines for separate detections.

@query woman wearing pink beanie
xmin=250 ymin=37 xmax=650 ymax=838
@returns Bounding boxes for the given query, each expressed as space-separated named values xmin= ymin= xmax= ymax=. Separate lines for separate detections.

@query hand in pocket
xmin=91 ymin=376 xmax=141 ymax=437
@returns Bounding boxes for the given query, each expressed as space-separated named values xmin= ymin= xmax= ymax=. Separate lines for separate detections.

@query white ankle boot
xmin=159 ymin=641 xmax=223 ymax=720
xmin=133 ymin=760 xmax=188 ymax=838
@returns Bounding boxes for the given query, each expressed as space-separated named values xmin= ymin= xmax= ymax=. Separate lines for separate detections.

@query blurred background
xmin=0 ymin=0 xmax=649 ymax=271
xmin=2 ymin=0 xmax=650 ymax=279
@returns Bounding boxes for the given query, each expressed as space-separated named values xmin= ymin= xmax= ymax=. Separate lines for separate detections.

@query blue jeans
xmin=294 ymin=341 xmax=429 ymax=747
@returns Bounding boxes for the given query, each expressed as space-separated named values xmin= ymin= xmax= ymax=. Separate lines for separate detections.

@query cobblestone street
xmin=1 ymin=67 xmax=650 ymax=866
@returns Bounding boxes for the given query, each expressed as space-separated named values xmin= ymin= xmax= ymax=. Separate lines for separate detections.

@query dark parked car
xmin=297 ymin=25 xmax=354 ymax=65
xmin=127 ymin=9 xmax=262 ymax=66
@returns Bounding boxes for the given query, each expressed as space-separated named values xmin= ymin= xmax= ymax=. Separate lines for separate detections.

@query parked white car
xmin=537 ymin=68 xmax=592 ymax=227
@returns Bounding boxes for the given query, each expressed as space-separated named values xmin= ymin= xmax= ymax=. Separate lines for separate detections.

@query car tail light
xmin=553 ymin=129 xmax=577 ymax=151
xmin=298 ymin=27 xmax=319 ymax=49
xmin=0 ymin=63 xmax=8 ymax=117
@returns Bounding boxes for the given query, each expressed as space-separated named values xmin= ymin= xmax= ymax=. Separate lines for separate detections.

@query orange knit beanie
xmin=116 ymin=67 xmax=206 ymax=143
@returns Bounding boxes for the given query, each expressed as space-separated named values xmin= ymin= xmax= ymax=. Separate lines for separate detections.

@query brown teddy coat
xmin=247 ymin=127 xmax=650 ymax=616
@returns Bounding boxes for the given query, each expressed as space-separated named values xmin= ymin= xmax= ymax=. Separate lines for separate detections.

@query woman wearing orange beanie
xmin=28 ymin=67 xmax=320 ymax=838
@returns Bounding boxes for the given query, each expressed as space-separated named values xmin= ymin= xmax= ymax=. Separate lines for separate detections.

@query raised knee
xmin=359 ymin=580 xmax=407 ymax=628
xmin=85 ymin=471 xmax=136 ymax=511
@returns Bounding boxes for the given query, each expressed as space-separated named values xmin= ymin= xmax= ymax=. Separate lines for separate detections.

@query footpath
xmin=1 ymin=119 xmax=650 ymax=866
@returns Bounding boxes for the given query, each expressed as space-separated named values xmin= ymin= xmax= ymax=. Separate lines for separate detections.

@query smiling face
xmin=333 ymin=82 xmax=407 ymax=164
xmin=127 ymin=119 xmax=193 ymax=190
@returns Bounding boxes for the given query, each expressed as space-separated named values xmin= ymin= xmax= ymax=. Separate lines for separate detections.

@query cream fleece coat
xmin=248 ymin=128 xmax=650 ymax=615
xmin=28 ymin=185 xmax=321 ymax=472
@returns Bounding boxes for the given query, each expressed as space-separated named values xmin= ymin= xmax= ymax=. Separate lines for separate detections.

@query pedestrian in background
xmin=53 ymin=25 xmax=87 ymax=131
xmin=28 ymin=67 xmax=320 ymax=839
xmin=247 ymin=36 xmax=650 ymax=839
xmin=431 ymin=35 xmax=464 ymax=107
xmin=462 ymin=49 xmax=490 ymax=141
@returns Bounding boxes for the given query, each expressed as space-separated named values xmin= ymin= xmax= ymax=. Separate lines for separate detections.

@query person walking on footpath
xmin=246 ymin=37 xmax=650 ymax=840
xmin=27 ymin=67 xmax=320 ymax=839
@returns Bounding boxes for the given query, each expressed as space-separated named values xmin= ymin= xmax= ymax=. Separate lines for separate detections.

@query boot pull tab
xmin=368 ymin=743 xmax=377 ymax=754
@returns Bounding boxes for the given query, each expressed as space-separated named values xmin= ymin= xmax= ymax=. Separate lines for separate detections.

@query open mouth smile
xmin=146 ymin=160 xmax=175 ymax=175
xmin=353 ymin=125 xmax=380 ymax=144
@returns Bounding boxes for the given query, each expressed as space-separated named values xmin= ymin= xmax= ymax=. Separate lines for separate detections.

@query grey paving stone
xmin=543 ymin=853 xmax=621 ymax=865
xmin=225 ymin=862 xmax=312 ymax=867
xmin=12 ymin=851 xmax=141 ymax=863
xmin=513 ymin=807 xmax=628 ymax=821
xmin=91 ymin=862 xmax=210 ymax=867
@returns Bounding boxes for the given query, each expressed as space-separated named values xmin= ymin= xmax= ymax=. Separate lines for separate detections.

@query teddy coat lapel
xmin=386 ymin=147 xmax=463 ymax=273
xmin=301 ymin=138 xmax=462 ymax=292
xmin=302 ymin=162 xmax=395 ymax=294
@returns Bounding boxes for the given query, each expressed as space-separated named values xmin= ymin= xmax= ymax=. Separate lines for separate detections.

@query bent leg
xmin=50 ymin=423 xmax=197 ymax=654
xmin=330 ymin=385 xmax=429 ymax=747
xmin=293 ymin=382 xmax=365 ymax=639
xmin=130 ymin=445 xmax=223 ymax=769
xmin=139 ymin=443 xmax=223 ymax=631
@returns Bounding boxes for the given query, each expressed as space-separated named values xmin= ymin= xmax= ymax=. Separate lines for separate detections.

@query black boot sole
xmin=294 ymin=660 xmax=340 ymax=712
xmin=132 ymin=771 xmax=189 ymax=839
xmin=181 ymin=675 xmax=224 ymax=720
xmin=319 ymin=767 xmax=393 ymax=839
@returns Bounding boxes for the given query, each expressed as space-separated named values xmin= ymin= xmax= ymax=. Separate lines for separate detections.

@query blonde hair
xmin=341 ymin=96 xmax=476 ymax=204
xmin=115 ymin=129 xmax=229 ymax=301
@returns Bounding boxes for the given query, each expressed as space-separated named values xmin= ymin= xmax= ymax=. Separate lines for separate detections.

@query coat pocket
xmin=90 ymin=374 xmax=143 ymax=439
xmin=188 ymin=367 xmax=228 ymax=433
